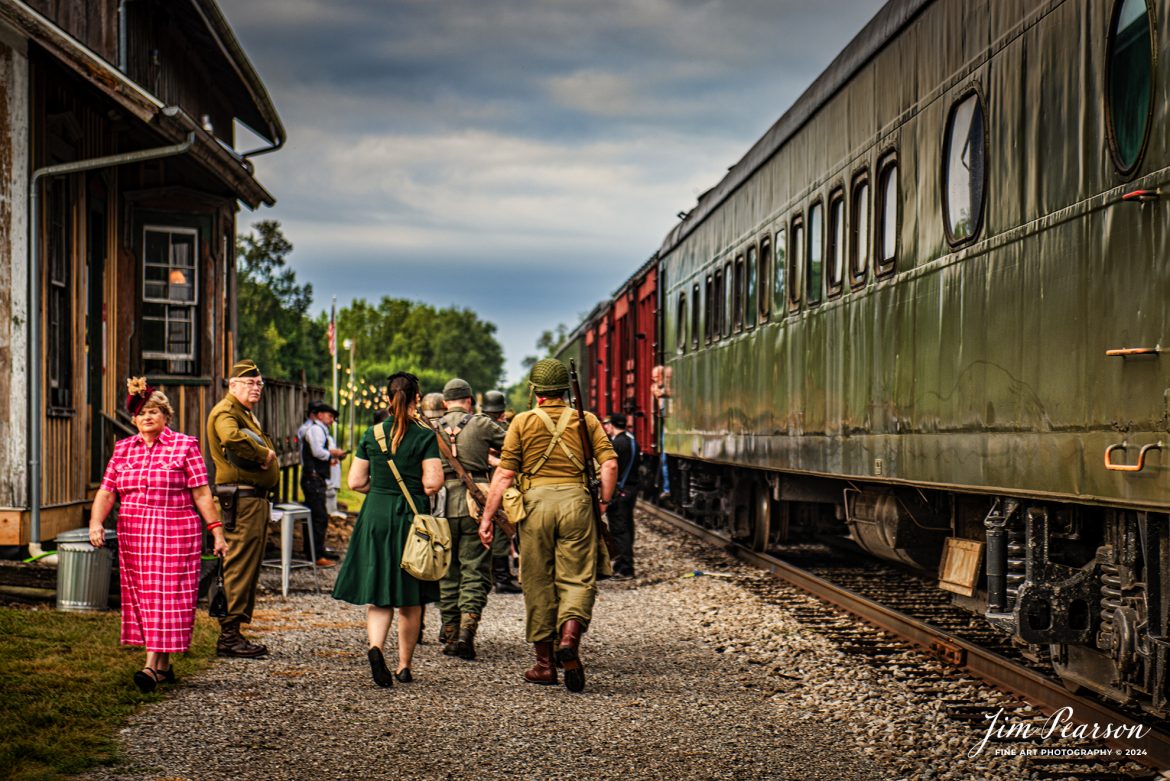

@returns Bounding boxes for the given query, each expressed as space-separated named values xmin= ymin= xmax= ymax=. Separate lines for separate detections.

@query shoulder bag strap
xmin=372 ymin=421 xmax=421 ymax=515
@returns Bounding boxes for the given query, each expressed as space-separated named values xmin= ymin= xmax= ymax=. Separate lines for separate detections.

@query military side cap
xmin=529 ymin=358 xmax=570 ymax=393
xmin=443 ymin=377 xmax=472 ymax=400
xmin=481 ymin=390 xmax=506 ymax=413
xmin=231 ymin=359 xmax=261 ymax=378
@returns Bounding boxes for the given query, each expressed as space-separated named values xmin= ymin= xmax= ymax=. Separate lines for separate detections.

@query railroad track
xmin=639 ymin=500 xmax=1170 ymax=779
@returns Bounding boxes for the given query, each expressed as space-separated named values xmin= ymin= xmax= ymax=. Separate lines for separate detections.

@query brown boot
xmin=216 ymin=621 xmax=268 ymax=658
xmin=524 ymin=641 xmax=558 ymax=685
xmin=556 ymin=619 xmax=585 ymax=692
xmin=440 ymin=622 xmax=460 ymax=656
xmin=453 ymin=613 xmax=479 ymax=660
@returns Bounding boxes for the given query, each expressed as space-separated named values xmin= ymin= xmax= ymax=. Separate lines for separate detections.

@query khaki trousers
xmin=518 ymin=484 xmax=597 ymax=643
xmin=438 ymin=514 xmax=492 ymax=624
xmin=220 ymin=495 xmax=270 ymax=626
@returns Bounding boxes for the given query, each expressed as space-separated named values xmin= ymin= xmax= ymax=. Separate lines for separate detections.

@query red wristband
xmin=206 ymin=522 xmax=223 ymax=532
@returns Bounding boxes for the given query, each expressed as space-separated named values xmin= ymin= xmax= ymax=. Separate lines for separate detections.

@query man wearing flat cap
xmin=602 ymin=412 xmax=640 ymax=579
xmin=433 ymin=377 xmax=506 ymax=660
xmin=298 ymin=400 xmax=347 ymax=567
xmin=206 ymin=360 xmax=279 ymax=658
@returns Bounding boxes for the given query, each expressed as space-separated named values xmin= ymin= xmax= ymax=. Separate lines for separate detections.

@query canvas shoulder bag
xmin=373 ymin=422 xmax=451 ymax=581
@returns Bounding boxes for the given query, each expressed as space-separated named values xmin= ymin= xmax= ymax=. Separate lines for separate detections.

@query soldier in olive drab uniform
xmin=436 ymin=378 xmax=506 ymax=659
xmin=479 ymin=359 xmax=617 ymax=692
xmin=482 ymin=390 xmax=521 ymax=594
xmin=206 ymin=360 xmax=280 ymax=658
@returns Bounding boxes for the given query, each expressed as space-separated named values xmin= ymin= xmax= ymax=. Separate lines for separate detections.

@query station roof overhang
xmin=0 ymin=0 xmax=277 ymax=209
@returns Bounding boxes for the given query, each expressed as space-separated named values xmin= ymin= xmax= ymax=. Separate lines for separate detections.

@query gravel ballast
xmin=83 ymin=511 xmax=1138 ymax=781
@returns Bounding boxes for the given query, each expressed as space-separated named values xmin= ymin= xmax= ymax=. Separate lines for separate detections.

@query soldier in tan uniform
xmin=479 ymin=359 xmax=616 ymax=692
xmin=206 ymin=359 xmax=280 ymax=658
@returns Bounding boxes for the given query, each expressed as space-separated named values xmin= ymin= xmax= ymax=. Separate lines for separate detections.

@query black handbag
xmin=208 ymin=557 xmax=228 ymax=618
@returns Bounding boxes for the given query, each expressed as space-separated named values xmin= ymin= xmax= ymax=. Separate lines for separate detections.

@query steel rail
xmin=639 ymin=500 xmax=1170 ymax=770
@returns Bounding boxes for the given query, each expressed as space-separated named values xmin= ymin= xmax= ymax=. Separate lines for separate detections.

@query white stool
xmin=262 ymin=502 xmax=320 ymax=597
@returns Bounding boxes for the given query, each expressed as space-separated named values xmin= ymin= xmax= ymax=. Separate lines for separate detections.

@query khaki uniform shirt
xmin=206 ymin=393 xmax=279 ymax=489
xmin=438 ymin=409 xmax=506 ymax=517
xmin=499 ymin=399 xmax=615 ymax=483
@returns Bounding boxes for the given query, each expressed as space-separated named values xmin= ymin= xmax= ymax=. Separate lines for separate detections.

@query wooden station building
xmin=0 ymin=0 xmax=287 ymax=547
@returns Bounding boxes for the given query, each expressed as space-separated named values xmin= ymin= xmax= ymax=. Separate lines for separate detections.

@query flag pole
xmin=330 ymin=296 xmax=338 ymax=439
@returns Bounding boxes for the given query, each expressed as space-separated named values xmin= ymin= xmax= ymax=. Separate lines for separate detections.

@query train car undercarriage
xmin=659 ymin=455 xmax=1170 ymax=718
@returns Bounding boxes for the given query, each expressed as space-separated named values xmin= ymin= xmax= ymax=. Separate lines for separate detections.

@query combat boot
xmin=523 ymin=641 xmax=557 ymax=685
xmin=493 ymin=556 xmax=522 ymax=593
xmin=453 ymin=612 xmax=480 ymax=660
xmin=556 ymin=619 xmax=586 ymax=692
xmin=216 ymin=621 xmax=268 ymax=658
xmin=440 ymin=622 xmax=459 ymax=656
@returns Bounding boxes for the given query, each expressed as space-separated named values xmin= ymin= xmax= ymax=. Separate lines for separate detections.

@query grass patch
xmin=0 ymin=607 xmax=219 ymax=781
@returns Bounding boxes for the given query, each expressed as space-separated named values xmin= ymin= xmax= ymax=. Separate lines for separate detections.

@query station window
xmin=772 ymin=228 xmax=786 ymax=316
xmin=827 ymin=189 xmax=845 ymax=296
xmin=733 ymin=255 xmax=745 ymax=332
xmin=758 ymin=235 xmax=772 ymax=322
xmin=875 ymin=156 xmax=898 ymax=276
xmin=676 ymin=292 xmax=687 ymax=353
xmin=788 ymin=218 xmax=804 ymax=313
xmin=46 ymin=180 xmax=73 ymax=411
xmin=806 ymin=202 xmax=823 ymax=306
xmin=723 ymin=260 xmax=733 ymax=338
xmin=1106 ymin=0 xmax=1153 ymax=175
xmin=142 ymin=225 xmax=199 ymax=375
xmin=691 ymin=282 xmax=701 ymax=350
xmin=745 ymin=244 xmax=758 ymax=329
xmin=849 ymin=172 xmax=870 ymax=287
xmin=943 ymin=91 xmax=986 ymax=244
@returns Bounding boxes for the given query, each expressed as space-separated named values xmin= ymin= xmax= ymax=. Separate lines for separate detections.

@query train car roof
xmin=611 ymin=254 xmax=659 ymax=299
xmin=658 ymin=0 xmax=929 ymax=256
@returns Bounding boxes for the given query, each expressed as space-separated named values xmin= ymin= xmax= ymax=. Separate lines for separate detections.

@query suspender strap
xmin=525 ymin=407 xmax=579 ymax=479
xmin=372 ymin=421 xmax=421 ymax=516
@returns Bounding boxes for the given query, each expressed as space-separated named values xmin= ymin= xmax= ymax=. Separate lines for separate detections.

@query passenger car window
xmin=806 ymin=202 xmax=823 ymax=305
xmin=758 ymin=236 xmax=772 ymax=322
xmin=733 ymin=255 xmax=745 ymax=332
xmin=1107 ymin=0 xmax=1153 ymax=174
xmin=723 ymin=260 xmax=733 ymax=337
xmin=943 ymin=91 xmax=986 ymax=243
xmin=691 ymin=283 xmax=701 ymax=350
xmin=789 ymin=218 xmax=804 ymax=312
xmin=745 ymin=244 xmax=757 ymax=330
xmin=876 ymin=157 xmax=898 ymax=275
xmin=827 ymin=190 xmax=845 ymax=295
xmin=772 ymin=228 xmax=786 ymax=316
xmin=850 ymin=173 xmax=870 ymax=286
xmin=676 ymin=292 xmax=687 ymax=353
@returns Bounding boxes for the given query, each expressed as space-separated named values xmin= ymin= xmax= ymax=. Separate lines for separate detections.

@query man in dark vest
xmin=298 ymin=400 xmax=345 ymax=567
xmin=603 ymin=412 xmax=640 ymax=579
xmin=206 ymin=360 xmax=279 ymax=658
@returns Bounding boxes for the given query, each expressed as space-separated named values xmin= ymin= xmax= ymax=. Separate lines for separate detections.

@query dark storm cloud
xmin=219 ymin=0 xmax=886 ymax=381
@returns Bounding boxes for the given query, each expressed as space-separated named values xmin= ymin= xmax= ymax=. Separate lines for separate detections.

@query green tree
xmin=236 ymin=221 xmax=327 ymax=385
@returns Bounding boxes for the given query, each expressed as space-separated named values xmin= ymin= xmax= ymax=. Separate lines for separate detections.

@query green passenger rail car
xmin=565 ymin=0 xmax=1170 ymax=716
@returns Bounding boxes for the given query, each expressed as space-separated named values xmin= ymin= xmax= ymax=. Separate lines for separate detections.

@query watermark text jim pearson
xmin=969 ymin=706 xmax=1150 ymax=758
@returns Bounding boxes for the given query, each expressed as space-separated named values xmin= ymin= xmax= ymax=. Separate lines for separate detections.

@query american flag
xmin=327 ymin=316 xmax=336 ymax=356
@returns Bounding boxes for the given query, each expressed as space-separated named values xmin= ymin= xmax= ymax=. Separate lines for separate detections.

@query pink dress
xmin=100 ymin=426 xmax=209 ymax=652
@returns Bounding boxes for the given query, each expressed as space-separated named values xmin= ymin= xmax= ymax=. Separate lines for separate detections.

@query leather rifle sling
xmin=426 ymin=417 xmax=515 ymax=537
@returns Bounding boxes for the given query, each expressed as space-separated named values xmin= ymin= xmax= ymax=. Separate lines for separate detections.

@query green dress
xmin=332 ymin=418 xmax=441 ymax=607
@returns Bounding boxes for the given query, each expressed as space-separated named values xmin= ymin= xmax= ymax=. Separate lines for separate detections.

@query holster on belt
xmin=214 ymin=485 xmax=240 ymax=532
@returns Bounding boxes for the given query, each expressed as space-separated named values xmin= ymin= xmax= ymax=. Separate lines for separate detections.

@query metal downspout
xmin=26 ymin=130 xmax=195 ymax=557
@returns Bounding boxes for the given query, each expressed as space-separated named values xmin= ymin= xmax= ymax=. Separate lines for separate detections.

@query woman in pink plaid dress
xmin=88 ymin=379 xmax=227 ymax=693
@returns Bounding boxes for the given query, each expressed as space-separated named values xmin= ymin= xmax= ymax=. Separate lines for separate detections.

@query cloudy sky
xmin=218 ymin=0 xmax=886 ymax=386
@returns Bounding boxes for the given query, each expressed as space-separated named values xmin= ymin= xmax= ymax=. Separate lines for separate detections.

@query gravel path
xmin=84 ymin=512 xmax=1106 ymax=781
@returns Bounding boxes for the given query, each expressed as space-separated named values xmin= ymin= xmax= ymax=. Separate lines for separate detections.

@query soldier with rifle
xmin=431 ymin=377 xmax=507 ymax=660
xmin=477 ymin=358 xmax=617 ymax=692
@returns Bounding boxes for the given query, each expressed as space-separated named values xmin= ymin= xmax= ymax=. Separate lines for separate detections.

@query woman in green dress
xmin=333 ymin=372 xmax=443 ymax=687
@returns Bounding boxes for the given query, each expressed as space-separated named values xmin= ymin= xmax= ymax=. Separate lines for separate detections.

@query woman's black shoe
xmin=133 ymin=669 xmax=158 ymax=693
xmin=395 ymin=667 xmax=413 ymax=683
xmin=367 ymin=647 xmax=394 ymax=688
xmin=156 ymin=667 xmax=176 ymax=685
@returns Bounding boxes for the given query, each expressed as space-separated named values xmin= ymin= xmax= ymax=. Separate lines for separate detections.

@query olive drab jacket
xmin=206 ymin=393 xmax=280 ymax=489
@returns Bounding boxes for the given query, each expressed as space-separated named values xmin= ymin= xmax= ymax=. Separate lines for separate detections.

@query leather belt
xmin=223 ymin=484 xmax=269 ymax=499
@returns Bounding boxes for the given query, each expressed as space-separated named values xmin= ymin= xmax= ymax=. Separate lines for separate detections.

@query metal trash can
xmin=55 ymin=527 xmax=116 ymax=612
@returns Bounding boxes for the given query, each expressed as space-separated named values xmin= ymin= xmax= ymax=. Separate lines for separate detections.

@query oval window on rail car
xmin=789 ymin=217 xmax=804 ymax=313
xmin=705 ymin=273 xmax=714 ymax=343
xmin=758 ymin=234 xmax=772 ymax=323
xmin=875 ymin=156 xmax=898 ymax=276
xmin=676 ymin=291 xmax=687 ymax=353
xmin=827 ymin=189 xmax=845 ymax=296
xmin=772 ymin=227 xmax=786 ymax=315
xmin=943 ymin=91 xmax=986 ymax=244
xmin=712 ymin=268 xmax=723 ymax=341
xmin=1106 ymin=0 xmax=1154 ymax=175
xmin=850 ymin=171 xmax=870 ymax=287
xmin=806 ymin=201 xmax=824 ymax=306
xmin=733 ymin=254 xmax=745 ymax=332
xmin=745 ymin=243 xmax=757 ymax=330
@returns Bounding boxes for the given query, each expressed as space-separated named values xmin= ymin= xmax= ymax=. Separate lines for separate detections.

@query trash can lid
xmin=56 ymin=527 xmax=116 ymax=543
